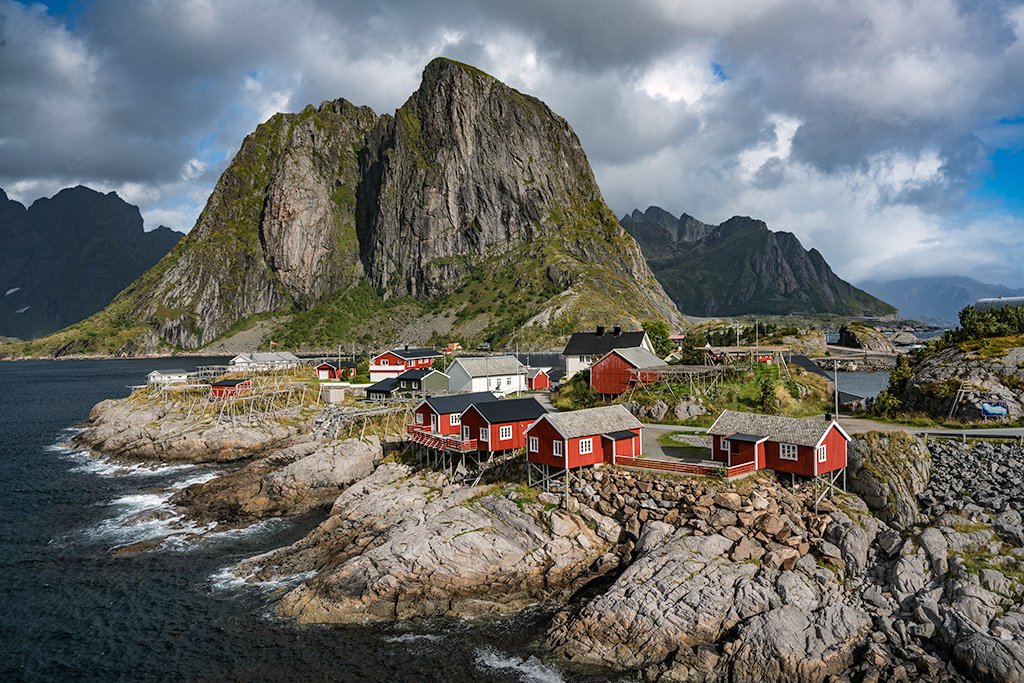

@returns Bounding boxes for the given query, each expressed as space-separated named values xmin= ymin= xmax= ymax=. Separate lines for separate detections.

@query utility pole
xmin=833 ymin=359 xmax=840 ymax=418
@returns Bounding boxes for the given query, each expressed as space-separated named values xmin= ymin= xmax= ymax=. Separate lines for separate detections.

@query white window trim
xmin=401 ymin=380 xmax=407 ymax=388
xmin=381 ymin=359 xmax=389 ymax=365
xmin=449 ymin=414 xmax=460 ymax=426
xmin=528 ymin=436 xmax=539 ymax=453
xmin=417 ymin=413 xmax=425 ymax=424
xmin=721 ymin=439 xmax=731 ymax=454
xmin=580 ymin=438 xmax=593 ymax=455
xmin=553 ymin=440 xmax=563 ymax=456
xmin=780 ymin=443 xmax=798 ymax=461
xmin=462 ymin=426 xmax=470 ymax=440
xmin=479 ymin=427 xmax=489 ymax=442
xmin=816 ymin=444 xmax=827 ymax=463
xmin=499 ymin=425 xmax=513 ymax=440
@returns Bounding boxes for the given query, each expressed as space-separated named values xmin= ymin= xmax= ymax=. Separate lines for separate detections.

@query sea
xmin=0 ymin=358 xmax=594 ymax=683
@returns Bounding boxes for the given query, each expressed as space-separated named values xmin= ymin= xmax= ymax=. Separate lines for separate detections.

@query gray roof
xmin=607 ymin=347 xmax=663 ymax=368
xmin=707 ymin=410 xmax=846 ymax=448
xmin=454 ymin=355 xmax=525 ymax=378
xmin=538 ymin=404 xmax=642 ymax=439
xmin=232 ymin=351 xmax=300 ymax=364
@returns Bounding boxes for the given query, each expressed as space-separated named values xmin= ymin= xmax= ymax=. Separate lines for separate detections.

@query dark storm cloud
xmin=1 ymin=0 xmax=1023 ymax=282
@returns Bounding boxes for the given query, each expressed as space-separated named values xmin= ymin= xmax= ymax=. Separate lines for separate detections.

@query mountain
xmin=620 ymin=207 xmax=896 ymax=318
xmin=15 ymin=59 xmax=680 ymax=357
xmin=858 ymin=276 xmax=1024 ymax=326
xmin=0 ymin=186 xmax=182 ymax=340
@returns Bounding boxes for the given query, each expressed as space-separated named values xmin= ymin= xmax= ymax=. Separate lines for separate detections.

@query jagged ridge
xmin=621 ymin=207 xmax=895 ymax=317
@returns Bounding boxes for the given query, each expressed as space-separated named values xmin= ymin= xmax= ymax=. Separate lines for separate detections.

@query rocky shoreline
xmin=71 ymin=394 xmax=1024 ymax=682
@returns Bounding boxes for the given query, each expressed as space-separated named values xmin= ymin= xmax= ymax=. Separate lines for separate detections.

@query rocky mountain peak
xmin=25 ymin=60 xmax=679 ymax=354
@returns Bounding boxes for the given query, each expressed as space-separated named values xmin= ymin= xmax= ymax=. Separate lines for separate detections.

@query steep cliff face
xmin=621 ymin=208 xmax=895 ymax=317
xmin=16 ymin=59 xmax=679 ymax=356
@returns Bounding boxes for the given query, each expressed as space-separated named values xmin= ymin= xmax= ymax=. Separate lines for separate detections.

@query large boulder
xmin=846 ymin=432 xmax=930 ymax=529
xmin=838 ymin=323 xmax=895 ymax=354
xmin=903 ymin=345 xmax=1024 ymax=420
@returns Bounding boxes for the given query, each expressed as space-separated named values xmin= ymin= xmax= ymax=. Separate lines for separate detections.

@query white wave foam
xmin=474 ymin=648 xmax=565 ymax=683
xmin=52 ymin=443 xmax=201 ymax=479
xmin=211 ymin=562 xmax=317 ymax=592
xmin=385 ymin=633 xmax=443 ymax=644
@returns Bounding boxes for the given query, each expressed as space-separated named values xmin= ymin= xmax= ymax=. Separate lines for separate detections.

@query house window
xmin=449 ymin=414 xmax=460 ymax=426
xmin=381 ymin=359 xmax=389 ymax=365
xmin=401 ymin=381 xmax=407 ymax=388
xmin=817 ymin=445 xmax=827 ymax=463
xmin=528 ymin=436 xmax=539 ymax=453
xmin=480 ymin=427 xmax=489 ymax=442
xmin=417 ymin=413 xmax=425 ymax=424
xmin=499 ymin=425 xmax=513 ymax=440
xmin=721 ymin=439 xmax=731 ymax=454
xmin=506 ymin=376 xmax=512 ymax=386
xmin=487 ymin=378 xmax=492 ymax=389
xmin=553 ymin=440 xmax=563 ymax=456
xmin=780 ymin=443 xmax=798 ymax=461
xmin=580 ymin=438 xmax=593 ymax=455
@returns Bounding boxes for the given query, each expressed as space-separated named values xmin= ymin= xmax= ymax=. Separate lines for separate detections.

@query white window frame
xmin=506 ymin=376 xmax=512 ymax=386
xmin=486 ymin=378 xmax=492 ymax=389
xmin=528 ymin=436 xmax=539 ymax=453
xmin=553 ymin=440 xmax=563 ymax=456
xmin=381 ymin=359 xmax=390 ymax=365
xmin=816 ymin=444 xmax=827 ymax=463
xmin=449 ymin=413 xmax=460 ymax=426
xmin=462 ymin=425 xmax=470 ymax=441
xmin=401 ymin=380 xmax=407 ymax=388
xmin=479 ymin=427 xmax=489 ymax=442
xmin=499 ymin=425 xmax=513 ymax=441
xmin=779 ymin=443 xmax=798 ymax=461
xmin=580 ymin=438 xmax=593 ymax=455
xmin=417 ymin=413 xmax=425 ymax=424
xmin=721 ymin=439 xmax=731 ymax=454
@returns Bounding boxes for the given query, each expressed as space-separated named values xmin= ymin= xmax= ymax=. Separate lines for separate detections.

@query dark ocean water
xmin=0 ymin=358 xmax=598 ymax=683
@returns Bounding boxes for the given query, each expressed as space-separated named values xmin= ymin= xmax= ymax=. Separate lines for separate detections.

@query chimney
xmin=612 ymin=326 xmax=622 ymax=336
xmin=825 ymin=412 xmax=833 ymax=422
xmin=595 ymin=326 xmax=605 ymax=337
xmin=404 ymin=343 xmax=409 ymax=350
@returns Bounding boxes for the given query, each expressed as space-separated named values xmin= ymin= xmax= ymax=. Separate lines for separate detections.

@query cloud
xmin=0 ymin=0 xmax=1022 ymax=287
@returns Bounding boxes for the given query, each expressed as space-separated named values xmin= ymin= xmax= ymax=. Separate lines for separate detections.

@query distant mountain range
xmin=620 ymin=207 xmax=896 ymax=318
xmin=857 ymin=276 xmax=1024 ymax=326
xmin=0 ymin=186 xmax=183 ymax=340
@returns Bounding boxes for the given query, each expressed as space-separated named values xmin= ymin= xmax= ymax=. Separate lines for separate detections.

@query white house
xmin=562 ymin=326 xmax=654 ymax=378
xmin=447 ymin=355 xmax=527 ymax=396
xmin=229 ymin=351 xmax=302 ymax=371
xmin=147 ymin=369 xmax=190 ymax=385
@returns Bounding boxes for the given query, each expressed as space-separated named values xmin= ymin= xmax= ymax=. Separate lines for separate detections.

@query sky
xmin=2 ymin=0 xmax=1024 ymax=286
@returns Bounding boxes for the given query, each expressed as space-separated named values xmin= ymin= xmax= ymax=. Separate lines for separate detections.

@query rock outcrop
xmin=174 ymin=436 xmax=381 ymax=523
xmin=236 ymin=464 xmax=619 ymax=622
xmin=620 ymin=208 xmax=895 ymax=317
xmin=73 ymin=396 xmax=300 ymax=462
xmin=847 ymin=432 xmax=931 ymax=529
xmin=903 ymin=345 xmax=1024 ymax=420
xmin=23 ymin=58 xmax=680 ymax=355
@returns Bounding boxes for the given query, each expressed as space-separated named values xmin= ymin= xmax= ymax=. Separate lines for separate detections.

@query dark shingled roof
xmin=397 ymin=368 xmax=434 ymax=381
xmin=366 ymin=378 xmax=399 ymax=394
xmin=390 ymin=347 xmax=441 ymax=360
xmin=604 ymin=430 xmax=637 ymax=441
xmin=468 ymin=397 xmax=547 ymax=423
xmin=547 ymin=369 xmax=566 ymax=382
xmin=726 ymin=433 xmax=768 ymax=443
xmin=212 ymin=378 xmax=250 ymax=387
xmin=423 ymin=391 xmax=500 ymax=415
xmin=562 ymin=330 xmax=648 ymax=356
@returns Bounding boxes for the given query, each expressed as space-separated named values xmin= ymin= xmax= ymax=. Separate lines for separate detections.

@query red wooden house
xmin=706 ymin=410 xmax=850 ymax=478
xmin=409 ymin=391 xmax=500 ymax=441
xmin=210 ymin=378 xmax=252 ymax=398
xmin=317 ymin=362 xmax=358 ymax=380
xmin=459 ymin=397 xmax=547 ymax=455
xmin=525 ymin=404 xmax=643 ymax=473
xmin=315 ymin=362 xmax=337 ymax=380
xmin=370 ymin=347 xmax=441 ymax=381
xmin=526 ymin=368 xmax=551 ymax=391
xmin=590 ymin=347 xmax=664 ymax=397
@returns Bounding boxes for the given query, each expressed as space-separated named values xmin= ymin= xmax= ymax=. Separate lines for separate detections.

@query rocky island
xmin=71 ymin=386 xmax=1024 ymax=683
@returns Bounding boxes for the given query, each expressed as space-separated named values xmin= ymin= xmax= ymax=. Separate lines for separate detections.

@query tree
xmin=758 ymin=376 xmax=780 ymax=415
xmin=643 ymin=319 xmax=674 ymax=357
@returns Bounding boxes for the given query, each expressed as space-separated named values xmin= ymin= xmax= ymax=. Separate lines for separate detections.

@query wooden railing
xmin=408 ymin=429 xmax=479 ymax=453
xmin=614 ymin=456 xmax=757 ymax=478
